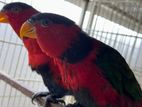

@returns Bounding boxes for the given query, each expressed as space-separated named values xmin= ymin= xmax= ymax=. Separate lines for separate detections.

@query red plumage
xmin=2 ymin=2 xmax=63 ymax=84
xmin=32 ymin=19 xmax=142 ymax=107
xmin=0 ymin=2 xmax=69 ymax=103
xmin=36 ymin=24 xmax=119 ymax=106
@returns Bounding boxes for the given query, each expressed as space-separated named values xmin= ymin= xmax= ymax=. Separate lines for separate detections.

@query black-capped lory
xmin=0 ymin=2 xmax=71 ymax=105
xmin=20 ymin=13 xmax=142 ymax=107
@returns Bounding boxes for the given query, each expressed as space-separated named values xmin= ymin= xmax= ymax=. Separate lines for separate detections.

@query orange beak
xmin=20 ymin=21 xmax=37 ymax=39
xmin=0 ymin=11 xmax=9 ymax=23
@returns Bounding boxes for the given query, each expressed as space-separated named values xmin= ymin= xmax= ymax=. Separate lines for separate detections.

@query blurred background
xmin=0 ymin=0 xmax=142 ymax=107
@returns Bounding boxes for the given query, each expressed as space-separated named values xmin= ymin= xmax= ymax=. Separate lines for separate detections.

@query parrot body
xmin=21 ymin=13 xmax=142 ymax=107
xmin=0 ymin=2 xmax=70 ymax=101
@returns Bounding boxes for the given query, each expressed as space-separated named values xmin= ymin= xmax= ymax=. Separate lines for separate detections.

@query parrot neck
xmin=7 ymin=8 xmax=39 ymax=35
xmin=23 ymin=38 xmax=51 ymax=69
xmin=60 ymin=31 xmax=93 ymax=64
xmin=6 ymin=8 xmax=51 ymax=68
xmin=23 ymin=38 xmax=44 ymax=54
xmin=6 ymin=9 xmax=45 ymax=68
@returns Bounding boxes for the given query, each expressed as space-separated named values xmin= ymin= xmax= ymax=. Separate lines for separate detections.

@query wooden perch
xmin=0 ymin=71 xmax=63 ymax=107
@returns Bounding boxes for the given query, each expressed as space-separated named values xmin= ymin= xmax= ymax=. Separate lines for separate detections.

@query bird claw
xmin=45 ymin=94 xmax=65 ymax=105
xmin=32 ymin=92 xmax=65 ymax=105
xmin=32 ymin=91 xmax=50 ymax=104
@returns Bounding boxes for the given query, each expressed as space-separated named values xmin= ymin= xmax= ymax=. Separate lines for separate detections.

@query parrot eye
xmin=40 ymin=19 xmax=52 ymax=27
xmin=11 ymin=7 xmax=21 ymax=12
xmin=28 ymin=18 xmax=36 ymax=25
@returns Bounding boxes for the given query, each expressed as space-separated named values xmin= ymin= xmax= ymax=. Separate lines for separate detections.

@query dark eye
xmin=28 ymin=18 xmax=36 ymax=24
xmin=12 ymin=7 xmax=21 ymax=12
xmin=41 ymin=19 xmax=52 ymax=26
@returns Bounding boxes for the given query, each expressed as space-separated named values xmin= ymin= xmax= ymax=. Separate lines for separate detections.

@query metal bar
xmin=112 ymin=4 xmax=125 ymax=49
xmin=0 ymin=25 xmax=8 ymax=60
xmin=6 ymin=44 xmax=23 ymax=107
xmin=127 ymin=2 xmax=142 ymax=64
xmin=79 ymin=0 xmax=90 ymax=28
xmin=93 ymin=30 xmax=142 ymax=39
xmin=0 ymin=40 xmax=23 ymax=46
xmin=17 ymin=66 xmax=31 ymax=107
xmin=94 ymin=30 xmax=142 ymax=39
xmin=87 ymin=2 xmax=98 ymax=35
xmin=133 ymin=39 xmax=142 ymax=71
xmin=114 ymin=3 xmax=127 ymax=52
xmin=122 ymin=3 xmax=136 ymax=59
xmin=92 ymin=3 xmax=102 ymax=39
xmin=102 ymin=4 xmax=115 ymax=45
xmin=0 ymin=32 xmax=19 ymax=107
xmin=1 ymin=31 xmax=14 ymax=69
xmin=90 ymin=3 xmax=101 ymax=37
xmin=96 ymin=4 xmax=108 ymax=41
xmin=11 ymin=51 xmax=27 ymax=107
xmin=95 ymin=33 xmax=141 ymax=49
xmin=0 ymin=28 xmax=16 ymax=107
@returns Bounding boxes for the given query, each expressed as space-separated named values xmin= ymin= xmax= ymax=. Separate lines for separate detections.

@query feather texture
xmin=29 ymin=13 xmax=142 ymax=107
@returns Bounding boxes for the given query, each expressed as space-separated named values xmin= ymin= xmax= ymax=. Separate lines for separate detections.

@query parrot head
xmin=20 ymin=13 xmax=81 ymax=57
xmin=0 ymin=3 xmax=53 ymax=68
xmin=20 ymin=13 xmax=54 ymax=39
xmin=0 ymin=2 xmax=38 ymax=34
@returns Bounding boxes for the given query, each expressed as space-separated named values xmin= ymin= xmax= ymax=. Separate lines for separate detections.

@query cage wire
xmin=0 ymin=0 xmax=142 ymax=107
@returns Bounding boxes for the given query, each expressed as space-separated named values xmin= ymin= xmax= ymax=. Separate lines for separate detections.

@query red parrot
xmin=0 ymin=2 xmax=71 ymax=105
xmin=20 ymin=13 xmax=142 ymax=107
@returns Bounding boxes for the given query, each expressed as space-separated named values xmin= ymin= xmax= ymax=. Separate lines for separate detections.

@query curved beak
xmin=20 ymin=21 xmax=37 ymax=39
xmin=0 ymin=11 xmax=9 ymax=23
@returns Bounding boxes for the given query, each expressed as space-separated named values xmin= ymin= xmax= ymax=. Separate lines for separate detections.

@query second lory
xmin=20 ymin=13 xmax=142 ymax=107
xmin=0 ymin=2 xmax=71 ymax=104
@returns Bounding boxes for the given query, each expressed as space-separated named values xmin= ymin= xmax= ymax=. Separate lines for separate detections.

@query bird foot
xmin=45 ymin=94 xmax=65 ymax=105
xmin=32 ymin=91 xmax=50 ymax=104
xmin=32 ymin=92 xmax=65 ymax=105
